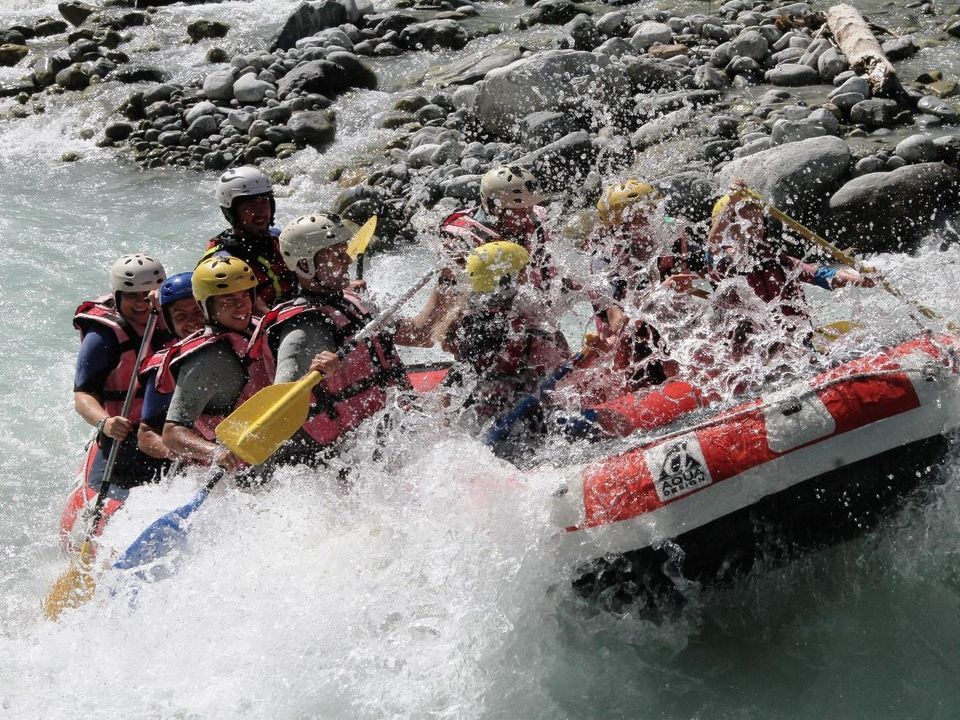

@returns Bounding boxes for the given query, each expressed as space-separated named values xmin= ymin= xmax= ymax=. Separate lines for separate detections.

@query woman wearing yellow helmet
xmin=440 ymin=241 xmax=573 ymax=430
xmin=156 ymin=256 xmax=270 ymax=472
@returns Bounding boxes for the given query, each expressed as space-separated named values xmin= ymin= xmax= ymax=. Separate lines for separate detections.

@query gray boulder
xmin=202 ymin=70 xmax=235 ymax=101
xmin=57 ymin=1 xmax=96 ymax=27
xmin=277 ymin=59 xmax=347 ymax=97
xmin=770 ymin=118 xmax=827 ymax=145
xmin=816 ymin=48 xmax=847 ymax=83
xmin=326 ymin=51 xmax=377 ymax=89
xmin=730 ymin=29 xmax=768 ymax=61
xmin=829 ymin=162 xmax=960 ymax=252
xmin=398 ymin=20 xmax=468 ymax=50
xmin=849 ymin=98 xmax=897 ymax=128
xmin=893 ymin=134 xmax=938 ymax=164
xmin=718 ymin=135 xmax=851 ymax=222
xmin=512 ymin=130 xmax=597 ymax=191
xmin=764 ymin=63 xmax=819 ymax=86
xmin=288 ymin=109 xmax=335 ymax=148
xmin=55 ymin=64 xmax=90 ymax=90
xmin=186 ymin=114 xmax=218 ymax=140
xmin=631 ymin=21 xmax=672 ymax=50
xmin=233 ymin=74 xmax=273 ymax=103
xmin=423 ymin=45 xmax=524 ymax=87
xmin=184 ymin=100 xmax=217 ymax=124
xmin=473 ymin=50 xmax=628 ymax=139
xmin=916 ymin=95 xmax=958 ymax=123
xmin=271 ymin=1 xmax=349 ymax=51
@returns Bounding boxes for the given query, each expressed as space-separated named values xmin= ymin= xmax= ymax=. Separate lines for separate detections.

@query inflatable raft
xmin=552 ymin=332 xmax=960 ymax=609
xmin=58 ymin=443 xmax=122 ymax=553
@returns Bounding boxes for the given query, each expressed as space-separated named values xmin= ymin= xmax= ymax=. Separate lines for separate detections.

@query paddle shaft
xmin=89 ymin=310 xmax=159 ymax=524
xmin=299 ymin=269 xmax=436 ymax=389
xmin=484 ymin=349 xmax=594 ymax=446
xmin=766 ymin=205 xmax=955 ymax=330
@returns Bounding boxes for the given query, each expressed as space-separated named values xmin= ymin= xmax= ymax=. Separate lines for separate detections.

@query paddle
xmin=217 ymin=268 xmax=435 ymax=464
xmin=112 ymin=468 xmax=224 ymax=572
xmin=763 ymin=202 xmax=958 ymax=331
xmin=44 ymin=310 xmax=159 ymax=620
xmin=483 ymin=349 xmax=596 ymax=446
xmin=346 ymin=216 xmax=377 ymax=282
xmin=113 ymin=269 xmax=436 ymax=571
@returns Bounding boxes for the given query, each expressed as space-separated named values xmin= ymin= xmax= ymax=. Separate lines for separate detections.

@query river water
xmin=3 ymin=0 xmax=960 ymax=718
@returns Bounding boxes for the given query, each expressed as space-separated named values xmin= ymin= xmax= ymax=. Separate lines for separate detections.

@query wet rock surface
xmin=4 ymin=0 xmax=960 ymax=251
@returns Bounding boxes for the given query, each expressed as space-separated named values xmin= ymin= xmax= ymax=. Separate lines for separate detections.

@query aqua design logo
xmin=646 ymin=433 xmax=713 ymax=502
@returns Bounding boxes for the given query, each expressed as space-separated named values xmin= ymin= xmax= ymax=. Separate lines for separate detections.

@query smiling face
xmin=233 ymin=195 xmax=273 ymax=235
xmin=167 ymin=297 xmax=206 ymax=339
xmin=117 ymin=291 xmax=152 ymax=327
xmin=209 ymin=290 xmax=254 ymax=332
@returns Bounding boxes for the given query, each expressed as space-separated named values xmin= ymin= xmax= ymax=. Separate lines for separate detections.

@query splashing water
xmin=4 ymin=0 xmax=960 ymax=717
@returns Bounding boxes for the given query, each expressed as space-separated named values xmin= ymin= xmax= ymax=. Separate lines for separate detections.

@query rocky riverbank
xmin=4 ymin=0 xmax=960 ymax=252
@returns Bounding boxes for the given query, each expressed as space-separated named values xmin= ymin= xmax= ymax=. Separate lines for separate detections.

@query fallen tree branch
xmin=826 ymin=3 xmax=908 ymax=103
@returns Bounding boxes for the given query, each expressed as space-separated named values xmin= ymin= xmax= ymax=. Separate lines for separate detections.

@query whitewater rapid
xmin=4 ymin=0 xmax=960 ymax=718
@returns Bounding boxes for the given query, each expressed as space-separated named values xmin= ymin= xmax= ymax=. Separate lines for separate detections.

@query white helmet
xmin=479 ymin=165 xmax=544 ymax=214
xmin=217 ymin=166 xmax=274 ymax=225
xmin=110 ymin=254 xmax=166 ymax=293
xmin=279 ymin=213 xmax=354 ymax=280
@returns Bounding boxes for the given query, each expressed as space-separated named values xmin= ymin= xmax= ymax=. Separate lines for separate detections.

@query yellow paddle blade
xmin=816 ymin=319 xmax=862 ymax=341
xmin=43 ymin=540 xmax=97 ymax=621
xmin=216 ymin=371 xmax=324 ymax=465
xmin=346 ymin=216 xmax=377 ymax=260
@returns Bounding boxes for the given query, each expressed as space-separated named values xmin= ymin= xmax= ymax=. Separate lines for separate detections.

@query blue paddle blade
xmin=113 ymin=486 xmax=211 ymax=570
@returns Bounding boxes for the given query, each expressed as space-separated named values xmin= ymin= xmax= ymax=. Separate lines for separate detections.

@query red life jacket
xmin=73 ymin=296 xmax=147 ymax=421
xmin=716 ymin=252 xmax=808 ymax=319
xmin=440 ymin=206 xmax=556 ymax=291
xmin=138 ymin=346 xmax=168 ymax=381
xmin=201 ymin=229 xmax=297 ymax=308
xmin=252 ymin=292 xmax=409 ymax=448
xmin=155 ymin=325 xmax=269 ymax=442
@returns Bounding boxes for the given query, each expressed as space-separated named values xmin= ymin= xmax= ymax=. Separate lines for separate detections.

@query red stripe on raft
xmin=407 ymin=367 xmax=449 ymax=393
xmin=591 ymin=381 xmax=705 ymax=437
xmin=58 ymin=443 xmax=124 ymax=554
xmin=581 ymin=335 xmax=949 ymax=530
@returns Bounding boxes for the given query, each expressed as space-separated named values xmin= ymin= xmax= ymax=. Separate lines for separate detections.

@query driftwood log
xmin=826 ymin=3 xmax=908 ymax=103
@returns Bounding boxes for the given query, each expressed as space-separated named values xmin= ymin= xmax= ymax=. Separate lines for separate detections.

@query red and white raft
xmin=553 ymin=333 xmax=960 ymax=597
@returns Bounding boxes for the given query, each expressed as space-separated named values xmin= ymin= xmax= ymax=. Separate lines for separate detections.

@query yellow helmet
xmin=596 ymin=179 xmax=659 ymax=226
xmin=192 ymin=255 xmax=258 ymax=317
xmin=465 ymin=241 xmax=531 ymax=293
xmin=711 ymin=186 xmax=764 ymax=220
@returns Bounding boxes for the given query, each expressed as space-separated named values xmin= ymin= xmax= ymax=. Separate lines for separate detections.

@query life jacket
xmin=138 ymin=346 xmax=168 ymax=382
xmin=73 ymin=296 xmax=148 ymax=421
xmin=252 ymin=291 xmax=409 ymax=448
xmin=155 ymin=325 xmax=269 ymax=442
xmin=201 ymin=228 xmax=297 ymax=308
xmin=447 ymin=294 xmax=569 ymax=382
xmin=716 ymin=252 xmax=808 ymax=319
xmin=440 ymin=206 xmax=556 ymax=291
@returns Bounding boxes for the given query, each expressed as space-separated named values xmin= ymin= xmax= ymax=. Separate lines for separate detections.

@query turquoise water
xmin=3 ymin=1 xmax=960 ymax=718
